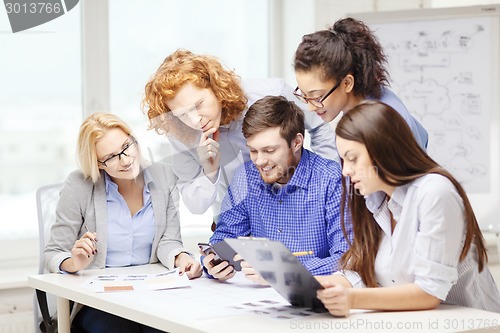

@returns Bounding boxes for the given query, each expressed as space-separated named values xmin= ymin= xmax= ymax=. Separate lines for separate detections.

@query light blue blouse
xmin=104 ymin=172 xmax=155 ymax=267
xmin=371 ymin=87 xmax=429 ymax=149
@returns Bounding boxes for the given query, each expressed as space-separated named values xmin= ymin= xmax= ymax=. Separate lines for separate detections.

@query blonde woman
xmin=45 ymin=112 xmax=201 ymax=333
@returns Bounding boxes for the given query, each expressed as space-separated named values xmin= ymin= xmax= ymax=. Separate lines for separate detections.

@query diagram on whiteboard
xmin=372 ymin=17 xmax=492 ymax=192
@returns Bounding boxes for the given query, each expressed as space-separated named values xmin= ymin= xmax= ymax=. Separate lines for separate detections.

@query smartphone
xmin=198 ymin=242 xmax=223 ymax=266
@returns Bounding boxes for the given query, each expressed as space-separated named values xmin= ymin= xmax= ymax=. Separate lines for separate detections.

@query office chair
xmin=33 ymin=182 xmax=64 ymax=333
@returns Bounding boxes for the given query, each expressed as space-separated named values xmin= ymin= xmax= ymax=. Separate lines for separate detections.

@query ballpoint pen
xmin=84 ymin=226 xmax=98 ymax=249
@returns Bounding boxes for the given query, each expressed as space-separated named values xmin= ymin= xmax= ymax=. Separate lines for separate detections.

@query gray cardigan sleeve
xmin=44 ymin=171 xmax=96 ymax=273
xmin=45 ymin=165 xmax=191 ymax=273
xmin=148 ymin=163 xmax=191 ymax=270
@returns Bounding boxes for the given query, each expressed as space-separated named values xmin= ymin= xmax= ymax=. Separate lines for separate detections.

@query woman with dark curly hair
xmin=293 ymin=17 xmax=428 ymax=149
xmin=143 ymin=49 xmax=337 ymax=223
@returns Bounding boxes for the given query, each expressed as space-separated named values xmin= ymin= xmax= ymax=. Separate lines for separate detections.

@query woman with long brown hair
xmin=316 ymin=101 xmax=500 ymax=316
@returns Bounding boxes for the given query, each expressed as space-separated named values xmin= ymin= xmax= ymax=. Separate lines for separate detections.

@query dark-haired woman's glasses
xmin=293 ymin=79 xmax=343 ymax=108
xmin=98 ymin=139 xmax=137 ymax=167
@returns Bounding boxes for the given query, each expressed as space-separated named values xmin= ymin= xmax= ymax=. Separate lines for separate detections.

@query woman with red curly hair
xmin=143 ymin=49 xmax=337 ymax=224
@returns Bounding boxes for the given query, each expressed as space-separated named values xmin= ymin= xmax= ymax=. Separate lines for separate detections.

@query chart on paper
xmin=82 ymin=269 xmax=190 ymax=292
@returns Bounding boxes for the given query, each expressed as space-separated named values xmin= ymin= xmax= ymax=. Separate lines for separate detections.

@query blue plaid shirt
xmin=210 ymin=149 xmax=351 ymax=276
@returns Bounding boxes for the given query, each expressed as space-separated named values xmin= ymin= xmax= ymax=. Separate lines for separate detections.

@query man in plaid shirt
xmin=202 ymin=95 xmax=351 ymax=283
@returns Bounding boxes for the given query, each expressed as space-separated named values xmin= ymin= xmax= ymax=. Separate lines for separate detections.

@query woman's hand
xmin=316 ymin=282 xmax=352 ymax=317
xmin=61 ymin=231 xmax=97 ymax=273
xmin=197 ymin=127 xmax=220 ymax=182
xmin=175 ymin=253 xmax=202 ymax=279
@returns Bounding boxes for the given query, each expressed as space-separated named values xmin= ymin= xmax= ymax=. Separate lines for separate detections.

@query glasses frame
xmin=293 ymin=78 xmax=344 ymax=108
xmin=98 ymin=138 xmax=137 ymax=167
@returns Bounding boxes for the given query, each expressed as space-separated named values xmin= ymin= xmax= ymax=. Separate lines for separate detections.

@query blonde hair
xmin=77 ymin=112 xmax=144 ymax=183
xmin=142 ymin=49 xmax=247 ymax=143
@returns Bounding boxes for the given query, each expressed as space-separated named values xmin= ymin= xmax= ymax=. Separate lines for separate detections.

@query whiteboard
xmin=353 ymin=5 xmax=500 ymax=229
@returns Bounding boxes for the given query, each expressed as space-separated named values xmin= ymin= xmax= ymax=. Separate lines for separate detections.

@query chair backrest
xmin=36 ymin=182 xmax=64 ymax=274
xmin=34 ymin=182 xmax=64 ymax=333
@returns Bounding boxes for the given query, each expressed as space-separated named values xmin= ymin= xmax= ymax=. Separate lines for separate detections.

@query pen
xmin=292 ymin=250 xmax=314 ymax=257
xmin=84 ymin=225 xmax=93 ymax=235
xmin=85 ymin=226 xmax=98 ymax=246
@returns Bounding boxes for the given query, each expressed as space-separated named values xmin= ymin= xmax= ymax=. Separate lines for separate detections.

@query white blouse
xmin=342 ymin=173 xmax=500 ymax=312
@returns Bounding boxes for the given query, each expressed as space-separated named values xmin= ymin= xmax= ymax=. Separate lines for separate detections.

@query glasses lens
xmin=309 ymin=99 xmax=323 ymax=108
xmin=293 ymin=93 xmax=307 ymax=104
xmin=102 ymin=141 xmax=136 ymax=167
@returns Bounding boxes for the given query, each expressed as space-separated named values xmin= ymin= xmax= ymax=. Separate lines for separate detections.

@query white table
xmin=28 ymin=264 xmax=500 ymax=333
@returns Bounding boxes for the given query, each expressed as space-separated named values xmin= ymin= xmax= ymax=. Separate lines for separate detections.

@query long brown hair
xmin=294 ymin=17 xmax=388 ymax=99
xmin=336 ymin=101 xmax=487 ymax=287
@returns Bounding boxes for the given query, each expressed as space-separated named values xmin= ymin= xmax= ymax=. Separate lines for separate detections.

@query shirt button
xmin=279 ymin=200 xmax=283 ymax=204
xmin=277 ymin=228 xmax=282 ymax=233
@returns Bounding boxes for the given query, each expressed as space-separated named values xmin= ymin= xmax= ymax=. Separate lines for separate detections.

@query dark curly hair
xmin=294 ymin=17 xmax=389 ymax=99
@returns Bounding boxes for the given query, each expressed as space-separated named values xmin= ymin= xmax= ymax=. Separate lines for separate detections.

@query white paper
xmin=82 ymin=268 xmax=190 ymax=292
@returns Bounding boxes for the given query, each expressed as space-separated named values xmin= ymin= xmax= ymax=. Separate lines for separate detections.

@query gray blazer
xmin=44 ymin=162 xmax=188 ymax=273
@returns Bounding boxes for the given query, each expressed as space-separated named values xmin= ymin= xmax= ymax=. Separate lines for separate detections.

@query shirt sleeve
xmin=209 ymin=169 xmax=251 ymax=245
xmin=332 ymin=270 xmax=366 ymax=288
xmin=280 ymin=83 xmax=339 ymax=162
xmin=43 ymin=172 xmax=88 ymax=273
xmin=411 ymin=176 xmax=465 ymax=300
xmin=301 ymin=167 xmax=351 ymax=276
xmin=155 ymin=167 xmax=192 ymax=270
xmin=326 ymin=175 xmax=351 ymax=274
xmin=168 ymin=138 xmax=220 ymax=214
xmin=378 ymin=88 xmax=429 ymax=149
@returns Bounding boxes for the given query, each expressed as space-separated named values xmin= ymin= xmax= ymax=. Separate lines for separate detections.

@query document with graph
xmin=82 ymin=268 xmax=190 ymax=292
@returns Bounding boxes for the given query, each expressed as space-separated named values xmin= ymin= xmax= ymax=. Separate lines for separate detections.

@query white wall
xmin=277 ymin=0 xmax=500 ymax=87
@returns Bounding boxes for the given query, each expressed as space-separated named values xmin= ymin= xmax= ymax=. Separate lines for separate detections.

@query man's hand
xmin=202 ymin=253 xmax=235 ymax=281
xmin=235 ymin=254 xmax=268 ymax=285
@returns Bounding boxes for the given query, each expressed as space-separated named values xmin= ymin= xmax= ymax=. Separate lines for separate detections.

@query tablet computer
xmin=224 ymin=237 xmax=326 ymax=312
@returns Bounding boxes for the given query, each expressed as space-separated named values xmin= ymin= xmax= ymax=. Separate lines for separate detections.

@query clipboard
xmin=224 ymin=238 xmax=327 ymax=312
xmin=213 ymin=241 xmax=242 ymax=271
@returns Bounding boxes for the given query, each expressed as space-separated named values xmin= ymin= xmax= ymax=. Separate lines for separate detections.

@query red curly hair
xmin=142 ymin=49 xmax=247 ymax=142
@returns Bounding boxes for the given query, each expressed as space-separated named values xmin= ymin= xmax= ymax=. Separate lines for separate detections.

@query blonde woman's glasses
xmin=98 ymin=139 xmax=137 ymax=167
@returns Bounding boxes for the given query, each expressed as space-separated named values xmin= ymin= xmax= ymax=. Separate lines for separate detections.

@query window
xmin=108 ymin=0 xmax=270 ymax=227
xmin=0 ymin=7 xmax=81 ymax=240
